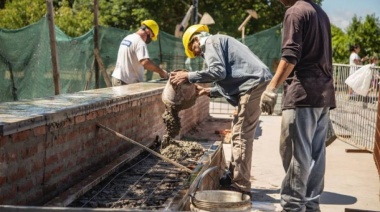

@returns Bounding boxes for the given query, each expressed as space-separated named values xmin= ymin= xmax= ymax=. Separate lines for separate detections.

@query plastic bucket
xmin=162 ymin=69 xmax=197 ymax=110
xmin=190 ymin=167 xmax=251 ymax=212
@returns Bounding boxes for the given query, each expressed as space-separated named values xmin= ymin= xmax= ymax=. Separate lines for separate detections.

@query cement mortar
xmin=161 ymin=105 xmax=181 ymax=149
xmin=160 ymin=140 xmax=205 ymax=161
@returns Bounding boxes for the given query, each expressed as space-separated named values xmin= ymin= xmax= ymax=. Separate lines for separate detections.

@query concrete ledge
xmin=0 ymin=83 xmax=164 ymax=136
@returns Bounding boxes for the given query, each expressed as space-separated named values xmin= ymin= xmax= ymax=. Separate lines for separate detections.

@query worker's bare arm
xmin=140 ymin=58 xmax=168 ymax=79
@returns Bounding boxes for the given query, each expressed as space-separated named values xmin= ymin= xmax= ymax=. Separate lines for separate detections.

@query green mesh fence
xmin=0 ymin=17 xmax=282 ymax=103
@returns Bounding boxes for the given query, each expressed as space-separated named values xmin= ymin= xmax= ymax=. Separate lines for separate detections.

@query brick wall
xmin=0 ymin=83 xmax=209 ymax=206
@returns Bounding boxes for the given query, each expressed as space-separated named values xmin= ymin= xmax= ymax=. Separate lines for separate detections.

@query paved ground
xmin=215 ymin=114 xmax=380 ymax=212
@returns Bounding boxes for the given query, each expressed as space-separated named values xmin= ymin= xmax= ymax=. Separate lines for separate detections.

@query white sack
xmin=345 ymin=64 xmax=373 ymax=96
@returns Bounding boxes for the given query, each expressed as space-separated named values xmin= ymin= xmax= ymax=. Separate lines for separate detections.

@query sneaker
xmin=219 ymin=169 xmax=232 ymax=187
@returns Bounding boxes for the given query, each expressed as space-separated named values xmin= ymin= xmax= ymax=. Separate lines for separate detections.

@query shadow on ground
xmin=255 ymin=120 xmax=263 ymax=139
xmin=251 ymin=188 xmax=281 ymax=203
xmin=320 ymin=191 xmax=357 ymax=205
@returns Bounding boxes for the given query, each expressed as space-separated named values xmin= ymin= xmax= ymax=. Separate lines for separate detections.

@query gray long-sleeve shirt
xmin=188 ymin=34 xmax=273 ymax=106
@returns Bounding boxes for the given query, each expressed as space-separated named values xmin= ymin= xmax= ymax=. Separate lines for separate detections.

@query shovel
xmin=97 ymin=123 xmax=193 ymax=173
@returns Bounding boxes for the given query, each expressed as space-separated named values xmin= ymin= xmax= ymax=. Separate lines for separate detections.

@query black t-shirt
xmin=281 ymin=0 xmax=336 ymax=109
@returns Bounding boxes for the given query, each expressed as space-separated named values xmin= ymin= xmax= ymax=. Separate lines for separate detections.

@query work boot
xmin=219 ymin=169 xmax=232 ymax=188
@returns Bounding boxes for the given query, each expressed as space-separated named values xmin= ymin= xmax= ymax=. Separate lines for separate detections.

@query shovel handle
xmin=97 ymin=123 xmax=193 ymax=174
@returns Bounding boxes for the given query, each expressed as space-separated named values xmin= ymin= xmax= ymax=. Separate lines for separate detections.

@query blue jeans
xmin=280 ymin=108 xmax=329 ymax=212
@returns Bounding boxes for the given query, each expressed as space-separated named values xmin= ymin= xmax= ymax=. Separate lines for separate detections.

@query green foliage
xmin=0 ymin=0 xmax=46 ymax=29
xmin=54 ymin=0 xmax=94 ymax=37
xmin=0 ymin=0 xmax=322 ymax=37
xmin=331 ymin=25 xmax=349 ymax=63
xmin=332 ymin=14 xmax=380 ymax=63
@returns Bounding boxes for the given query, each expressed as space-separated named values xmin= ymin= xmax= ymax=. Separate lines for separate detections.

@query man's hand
xmin=170 ymin=71 xmax=189 ymax=86
xmin=195 ymin=84 xmax=210 ymax=97
xmin=260 ymin=87 xmax=278 ymax=115
xmin=159 ymin=69 xmax=169 ymax=79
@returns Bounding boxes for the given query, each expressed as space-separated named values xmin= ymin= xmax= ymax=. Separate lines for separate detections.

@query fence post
xmin=374 ymin=88 xmax=380 ymax=182
xmin=94 ymin=0 xmax=100 ymax=89
xmin=46 ymin=0 xmax=60 ymax=95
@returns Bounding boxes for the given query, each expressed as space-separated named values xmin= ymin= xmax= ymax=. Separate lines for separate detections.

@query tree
xmin=0 ymin=0 xmax=46 ymax=29
xmin=54 ymin=0 xmax=94 ymax=37
xmin=332 ymin=14 xmax=380 ymax=63
xmin=0 ymin=0 xmax=323 ymax=37
xmin=97 ymin=0 xmax=323 ymax=37
xmin=331 ymin=25 xmax=349 ymax=63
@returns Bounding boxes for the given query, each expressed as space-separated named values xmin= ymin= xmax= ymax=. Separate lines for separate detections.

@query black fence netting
xmin=0 ymin=17 xmax=282 ymax=102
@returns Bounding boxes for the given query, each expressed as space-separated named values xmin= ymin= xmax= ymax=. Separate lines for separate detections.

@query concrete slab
xmin=222 ymin=114 xmax=380 ymax=212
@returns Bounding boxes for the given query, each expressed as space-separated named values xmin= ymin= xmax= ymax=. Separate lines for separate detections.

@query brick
xmin=32 ymin=157 xmax=44 ymax=171
xmin=65 ymin=130 xmax=77 ymax=142
xmin=7 ymin=150 xmax=17 ymax=162
xmin=97 ymin=109 xmax=105 ymax=117
xmin=0 ymin=186 xmax=17 ymax=205
xmin=17 ymin=178 xmax=34 ymax=193
xmin=33 ymin=126 xmax=47 ymax=136
xmin=9 ymin=167 xmax=26 ymax=182
xmin=0 ymin=135 xmax=9 ymax=147
xmin=50 ymin=164 xmax=64 ymax=176
xmin=25 ymin=145 xmax=38 ymax=159
xmin=63 ymin=118 xmax=74 ymax=128
xmin=86 ymin=111 xmax=97 ymax=120
xmin=45 ymin=154 xmax=58 ymax=166
xmin=59 ymin=148 xmax=71 ymax=159
xmin=54 ymin=134 xmax=65 ymax=145
xmin=17 ymin=147 xmax=27 ymax=159
xmin=0 ymin=176 xmax=6 ymax=187
xmin=105 ymin=107 xmax=112 ymax=114
xmin=75 ymin=115 xmax=86 ymax=124
xmin=12 ymin=130 xmax=30 ymax=143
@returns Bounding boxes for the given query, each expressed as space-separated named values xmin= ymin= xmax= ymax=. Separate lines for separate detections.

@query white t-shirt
xmin=349 ymin=52 xmax=360 ymax=75
xmin=112 ymin=33 xmax=149 ymax=84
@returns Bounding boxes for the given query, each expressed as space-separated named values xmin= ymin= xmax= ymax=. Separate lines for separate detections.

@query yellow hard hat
xmin=141 ymin=20 xmax=159 ymax=41
xmin=182 ymin=24 xmax=209 ymax=58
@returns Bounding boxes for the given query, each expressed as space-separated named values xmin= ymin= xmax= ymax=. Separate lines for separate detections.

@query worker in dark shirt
xmin=260 ymin=0 xmax=336 ymax=211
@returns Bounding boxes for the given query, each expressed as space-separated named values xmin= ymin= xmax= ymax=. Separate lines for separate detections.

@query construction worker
xmin=111 ymin=20 xmax=168 ymax=86
xmin=170 ymin=24 xmax=273 ymax=198
xmin=260 ymin=0 xmax=336 ymax=211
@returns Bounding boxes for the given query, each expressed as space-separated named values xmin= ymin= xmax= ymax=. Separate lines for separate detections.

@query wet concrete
xmin=161 ymin=105 xmax=181 ymax=149
xmin=160 ymin=140 xmax=205 ymax=161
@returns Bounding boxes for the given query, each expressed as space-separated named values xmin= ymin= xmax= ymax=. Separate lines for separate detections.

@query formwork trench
xmin=29 ymin=136 xmax=226 ymax=212
xmin=59 ymin=116 xmax=229 ymax=211
xmin=0 ymin=138 xmax=226 ymax=212
xmin=62 ymin=139 xmax=225 ymax=211
xmin=68 ymin=149 xmax=190 ymax=210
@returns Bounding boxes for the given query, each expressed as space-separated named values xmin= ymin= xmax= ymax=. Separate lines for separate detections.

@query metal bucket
xmin=162 ymin=69 xmax=197 ymax=110
xmin=190 ymin=167 xmax=251 ymax=212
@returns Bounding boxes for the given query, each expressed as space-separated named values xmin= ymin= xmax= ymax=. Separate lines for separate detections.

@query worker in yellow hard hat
xmin=111 ymin=19 xmax=168 ymax=86
xmin=170 ymin=24 xmax=273 ymax=200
